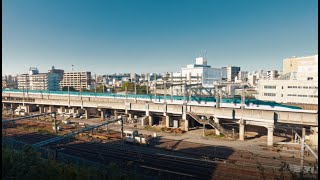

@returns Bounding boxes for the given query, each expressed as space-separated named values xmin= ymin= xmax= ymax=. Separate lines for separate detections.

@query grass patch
xmin=204 ymin=131 xmax=225 ymax=139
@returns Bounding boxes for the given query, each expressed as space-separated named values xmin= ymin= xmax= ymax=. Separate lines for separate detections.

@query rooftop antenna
xmin=203 ymin=50 xmax=207 ymax=58
xmin=71 ymin=65 xmax=74 ymax=71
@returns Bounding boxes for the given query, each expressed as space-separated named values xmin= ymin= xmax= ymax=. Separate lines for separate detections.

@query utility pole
xmin=52 ymin=112 xmax=57 ymax=133
xmin=154 ymin=83 xmax=157 ymax=102
xmin=95 ymin=74 xmax=97 ymax=94
xmin=146 ymin=82 xmax=149 ymax=95
xmin=183 ymin=79 xmax=186 ymax=104
xmin=125 ymin=86 xmax=128 ymax=101
xmin=170 ymin=72 xmax=173 ymax=102
xmin=121 ymin=116 xmax=124 ymax=144
xmin=68 ymin=86 xmax=70 ymax=107
xmin=241 ymin=86 xmax=246 ymax=109
xmin=42 ymin=79 xmax=45 ymax=99
xmin=164 ymin=80 xmax=167 ymax=103
xmin=22 ymin=86 xmax=25 ymax=106
xmin=300 ymin=128 xmax=306 ymax=178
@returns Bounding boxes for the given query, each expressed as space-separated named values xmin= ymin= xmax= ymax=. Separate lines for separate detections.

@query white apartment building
xmin=157 ymin=57 xmax=227 ymax=95
xmin=59 ymin=71 xmax=92 ymax=91
xmin=17 ymin=68 xmax=60 ymax=91
xmin=256 ymin=80 xmax=318 ymax=104
xmin=178 ymin=57 xmax=227 ymax=87
xmin=256 ymin=55 xmax=318 ymax=105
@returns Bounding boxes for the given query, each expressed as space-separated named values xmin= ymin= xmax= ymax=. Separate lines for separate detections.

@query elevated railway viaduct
xmin=2 ymin=91 xmax=318 ymax=147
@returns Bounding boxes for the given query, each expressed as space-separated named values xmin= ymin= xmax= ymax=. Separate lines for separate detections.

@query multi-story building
xmin=235 ymin=71 xmax=248 ymax=82
xmin=156 ymin=57 xmax=227 ymax=95
xmin=226 ymin=66 xmax=240 ymax=82
xmin=283 ymin=54 xmax=318 ymax=75
xmin=48 ymin=66 xmax=64 ymax=81
xmin=256 ymin=55 xmax=318 ymax=105
xmin=177 ymin=57 xmax=227 ymax=87
xmin=266 ymin=70 xmax=279 ymax=80
xmin=59 ymin=71 xmax=92 ymax=91
xmin=17 ymin=68 xmax=60 ymax=91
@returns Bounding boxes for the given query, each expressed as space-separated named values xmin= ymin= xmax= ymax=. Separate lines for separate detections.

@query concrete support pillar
xmin=163 ymin=104 xmax=167 ymax=116
xmin=165 ymin=116 xmax=170 ymax=128
xmin=125 ymin=102 xmax=131 ymax=115
xmin=215 ymin=117 xmax=220 ymax=136
xmin=48 ymin=106 xmax=54 ymax=113
xmin=39 ymin=106 xmax=44 ymax=113
xmin=85 ymin=108 xmax=88 ymax=119
xmin=60 ymin=106 xmax=65 ymax=114
xmin=148 ymin=116 xmax=153 ymax=126
xmin=184 ymin=119 xmax=189 ymax=132
xmin=25 ymin=105 xmax=30 ymax=113
xmin=267 ymin=127 xmax=274 ymax=146
xmin=310 ymin=127 xmax=318 ymax=147
xmin=182 ymin=105 xmax=187 ymax=120
xmin=114 ymin=110 xmax=118 ymax=117
xmin=100 ymin=110 xmax=105 ymax=120
xmin=128 ymin=113 xmax=132 ymax=120
xmin=239 ymin=119 xmax=245 ymax=141
xmin=141 ymin=116 xmax=148 ymax=126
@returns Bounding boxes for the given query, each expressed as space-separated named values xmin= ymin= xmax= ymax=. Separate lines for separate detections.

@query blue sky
xmin=2 ymin=0 xmax=318 ymax=75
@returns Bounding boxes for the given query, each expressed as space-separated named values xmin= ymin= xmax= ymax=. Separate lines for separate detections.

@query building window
xmin=264 ymin=85 xmax=276 ymax=89
xmin=288 ymin=94 xmax=297 ymax=97
xmin=307 ymin=77 xmax=313 ymax=80
xmin=264 ymin=93 xmax=276 ymax=96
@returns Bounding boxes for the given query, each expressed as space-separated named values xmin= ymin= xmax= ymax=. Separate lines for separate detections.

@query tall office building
xmin=59 ymin=71 xmax=92 ymax=91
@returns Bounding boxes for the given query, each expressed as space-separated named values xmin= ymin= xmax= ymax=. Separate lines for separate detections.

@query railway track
xmin=2 ymin=132 xmax=313 ymax=179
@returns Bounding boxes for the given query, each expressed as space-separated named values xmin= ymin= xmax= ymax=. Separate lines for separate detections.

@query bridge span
xmin=2 ymin=91 xmax=318 ymax=146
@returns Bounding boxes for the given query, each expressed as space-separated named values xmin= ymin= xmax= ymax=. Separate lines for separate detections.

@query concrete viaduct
xmin=2 ymin=91 xmax=318 ymax=146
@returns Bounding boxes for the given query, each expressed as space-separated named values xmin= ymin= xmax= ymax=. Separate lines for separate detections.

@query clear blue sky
xmin=2 ymin=0 xmax=318 ymax=75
